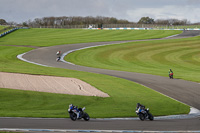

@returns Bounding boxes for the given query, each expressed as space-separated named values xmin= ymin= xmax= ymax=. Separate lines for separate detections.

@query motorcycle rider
xmin=169 ymin=69 xmax=173 ymax=79
xmin=69 ymin=104 xmax=74 ymax=110
xmin=69 ymin=104 xmax=81 ymax=118
xmin=136 ymin=103 xmax=146 ymax=111
xmin=56 ymin=51 xmax=61 ymax=55
xmin=135 ymin=103 xmax=154 ymax=121
xmin=56 ymin=56 xmax=61 ymax=61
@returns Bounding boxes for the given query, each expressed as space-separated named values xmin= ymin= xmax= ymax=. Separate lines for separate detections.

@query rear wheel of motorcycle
xmin=148 ymin=113 xmax=154 ymax=121
xmin=83 ymin=113 xmax=90 ymax=121
xmin=139 ymin=114 xmax=145 ymax=121
xmin=70 ymin=113 xmax=77 ymax=121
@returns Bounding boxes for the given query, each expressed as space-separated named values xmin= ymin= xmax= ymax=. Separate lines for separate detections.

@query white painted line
xmin=17 ymin=52 xmax=52 ymax=67
xmin=189 ymin=107 xmax=200 ymax=114
xmin=164 ymin=34 xmax=180 ymax=38
xmin=1 ymin=128 xmax=200 ymax=133
xmin=62 ymin=42 xmax=121 ymax=65
xmin=60 ymin=50 xmax=76 ymax=65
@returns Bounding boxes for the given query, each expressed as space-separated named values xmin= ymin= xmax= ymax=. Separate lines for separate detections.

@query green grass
xmin=0 ymin=82 xmax=189 ymax=118
xmin=0 ymin=29 xmax=190 ymax=118
xmin=65 ymin=36 xmax=200 ymax=82
xmin=0 ymin=28 xmax=182 ymax=46
xmin=0 ymin=45 xmax=189 ymax=118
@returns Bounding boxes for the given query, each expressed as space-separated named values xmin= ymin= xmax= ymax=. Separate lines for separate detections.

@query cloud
xmin=187 ymin=0 xmax=200 ymax=4
xmin=0 ymin=0 xmax=200 ymax=23
xmin=126 ymin=5 xmax=200 ymax=23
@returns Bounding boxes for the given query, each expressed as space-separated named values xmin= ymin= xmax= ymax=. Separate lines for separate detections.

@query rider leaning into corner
xmin=56 ymin=51 xmax=61 ymax=61
xmin=136 ymin=103 xmax=145 ymax=110
xmin=56 ymin=51 xmax=61 ymax=55
xmin=169 ymin=69 xmax=174 ymax=79
xmin=69 ymin=104 xmax=81 ymax=118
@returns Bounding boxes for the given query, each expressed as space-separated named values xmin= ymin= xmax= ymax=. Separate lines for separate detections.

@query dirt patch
xmin=0 ymin=72 xmax=109 ymax=97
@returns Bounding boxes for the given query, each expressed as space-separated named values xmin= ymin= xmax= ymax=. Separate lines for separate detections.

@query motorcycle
xmin=56 ymin=56 xmax=61 ymax=62
xmin=169 ymin=73 xmax=173 ymax=79
xmin=56 ymin=51 xmax=61 ymax=55
xmin=136 ymin=107 xmax=154 ymax=121
xmin=68 ymin=107 xmax=90 ymax=121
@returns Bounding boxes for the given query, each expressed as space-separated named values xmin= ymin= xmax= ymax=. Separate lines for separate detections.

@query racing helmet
xmin=69 ymin=104 xmax=73 ymax=108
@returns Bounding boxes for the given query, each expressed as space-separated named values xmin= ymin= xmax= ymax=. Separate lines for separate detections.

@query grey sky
xmin=0 ymin=0 xmax=200 ymax=23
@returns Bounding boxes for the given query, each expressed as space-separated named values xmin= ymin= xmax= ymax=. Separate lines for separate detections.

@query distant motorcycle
xmin=136 ymin=107 xmax=154 ymax=121
xmin=169 ymin=73 xmax=173 ymax=79
xmin=56 ymin=56 xmax=61 ymax=62
xmin=56 ymin=51 xmax=61 ymax=55
xmin=68 ymin=107 xmax=90 ymax=121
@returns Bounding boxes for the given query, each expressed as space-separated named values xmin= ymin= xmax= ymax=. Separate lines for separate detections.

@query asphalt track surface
xmin=1 ymin=30 xmax=200 ymax=132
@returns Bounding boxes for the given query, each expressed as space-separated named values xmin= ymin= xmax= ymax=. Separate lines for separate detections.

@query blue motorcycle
xmin=68 ymin=106 xmax=90 ymax=121
xmin=136 ymin=107 xmax=154 ymax=121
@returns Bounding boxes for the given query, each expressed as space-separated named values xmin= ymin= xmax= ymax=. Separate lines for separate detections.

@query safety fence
xmin=29 ymin=24 xmax=200 ymax=29
xmin=0 ymin=25 xmax=199 ymax=38
xmin=88 ymin=27 xmax=200 ymax=30
xmin=0 ymin=28 xmax=18 ymax=38
xmin=29 ymin=24 xmax=98 ymax=29
xmin=0 ymin=27 xmax=29 ymax=38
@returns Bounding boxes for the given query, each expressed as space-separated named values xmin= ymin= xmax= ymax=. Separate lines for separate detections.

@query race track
xmin=0 ymin=117 xmax=200 ymax=131
xmin=1 ymin=30 xmax=200 ymax=132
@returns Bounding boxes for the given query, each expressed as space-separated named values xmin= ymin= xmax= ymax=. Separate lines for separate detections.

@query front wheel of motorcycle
xmin=83 ymin=113 xmax=90 ymax=121
xmin=139 ymin=114 xmax=145 ymax=121
xmin=148 ymin=113 xmax=154 ymax=121
xmin=70 ymin=113 xmax=77 ymax=121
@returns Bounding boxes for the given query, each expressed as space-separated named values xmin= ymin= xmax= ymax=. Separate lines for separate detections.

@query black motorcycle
xmin=136 ymin=107 xmax=154 ymax=121
xmin=56 ymin=56 xmax=61 ymax=62
xmin=68 ymin=107 xmax=90 ymax=121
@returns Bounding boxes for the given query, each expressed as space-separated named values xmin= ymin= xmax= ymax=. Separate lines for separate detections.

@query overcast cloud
xmin=0 ymin=0 xmax=200 ymax=23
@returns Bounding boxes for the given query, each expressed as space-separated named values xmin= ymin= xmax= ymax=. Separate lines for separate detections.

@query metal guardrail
xmin=0 ymin=27 xmax=29 ymax=38
xmin=0 ymin=28 xmax=17 ymax=38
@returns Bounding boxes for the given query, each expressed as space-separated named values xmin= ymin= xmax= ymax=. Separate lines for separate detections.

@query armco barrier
xmin=0 ymin=28 xmax=18 ymax=38
xmin=0 ymin=27 xmax=29 ymax=38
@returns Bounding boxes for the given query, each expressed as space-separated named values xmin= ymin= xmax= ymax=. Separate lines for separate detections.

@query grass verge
xmin=0 ymin=28 xmax=182 ymax=46
xmin=65 ymin=36 xmax=200 ymax=82
xmin=0 ymin=46 xmax=190 ymax=118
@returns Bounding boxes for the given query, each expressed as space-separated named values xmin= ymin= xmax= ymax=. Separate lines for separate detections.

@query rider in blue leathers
xmin=69 ymin=104 xmax=81 ymax=118
xmin=136 ymin=103 xmax=146 ymax=112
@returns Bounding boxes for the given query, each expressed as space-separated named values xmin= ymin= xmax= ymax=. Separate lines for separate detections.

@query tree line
xmin=138 ymin=17 xmax=191 ymax=25
xmin=1 ymin=16 xmax=200 ymax=27
xmin=24 ymin=16 xmax=131 ymax=27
